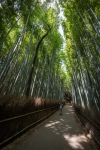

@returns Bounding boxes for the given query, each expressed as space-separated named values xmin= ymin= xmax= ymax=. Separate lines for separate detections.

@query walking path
xmin=12 ymin=104 xmax=92 ymax=150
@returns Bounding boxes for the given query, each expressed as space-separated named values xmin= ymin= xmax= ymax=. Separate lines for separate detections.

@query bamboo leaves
xmin=60 ymin=0 xmax=100 ymax=111
xmin=0 ymin=0 xmax=64 ymax=101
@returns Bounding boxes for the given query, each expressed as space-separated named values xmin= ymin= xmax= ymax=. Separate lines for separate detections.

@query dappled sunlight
xmin=60 ymin=118 xmax=64 ymax=121
xmin=43 ymin=105 xmax=91 ymax=149
xmin=45 ymin=121 xmax=60 ymax=127
xmin=65 ymin=112 xmax=70 ymax=115
xmin=63 ymin=134 xmax=88 ymax=149
xmin=9 ymin=105 xmax=91 ymax=150
xmin=65 ymin=125 xmax=72 ymax=129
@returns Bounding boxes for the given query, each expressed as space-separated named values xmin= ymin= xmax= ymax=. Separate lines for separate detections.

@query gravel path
xmin=12 ymin=104 xmax=92 ymax=150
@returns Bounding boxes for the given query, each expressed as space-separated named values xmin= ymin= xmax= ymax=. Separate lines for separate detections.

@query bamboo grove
xmin=0 ymin=0 xmax=100 ymax=113
xmin=0 ymin=0 xmax=66 ymax=101
xmin=60 ymin=0 xmax=100 ymax=113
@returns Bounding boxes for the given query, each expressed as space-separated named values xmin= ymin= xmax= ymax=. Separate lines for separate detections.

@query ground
xmin=2 ymin=104 xmax=95 ymax=150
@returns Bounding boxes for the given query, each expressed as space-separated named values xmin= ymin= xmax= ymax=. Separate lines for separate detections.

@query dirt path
xmin=7 ymin=104 xmax=92 ymax=150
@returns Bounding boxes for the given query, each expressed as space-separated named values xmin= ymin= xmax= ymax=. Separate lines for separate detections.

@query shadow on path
xmin=9 ymin=105 xmax=92 ymax=150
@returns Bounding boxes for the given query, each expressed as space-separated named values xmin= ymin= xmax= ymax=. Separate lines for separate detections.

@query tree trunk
xmin=25 ymin=28 xmax=51 ymax=97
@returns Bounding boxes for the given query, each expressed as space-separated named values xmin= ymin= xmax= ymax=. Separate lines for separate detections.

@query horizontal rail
xmin=76 ymin=110 xmax=100 ymax=146
xmin=0 ymin=105 xmax=58 ymax=123
xmin=77 ymin=110 xmax=100 ymax=130
xmin=0 ymin=107 xmax=58 ymax=147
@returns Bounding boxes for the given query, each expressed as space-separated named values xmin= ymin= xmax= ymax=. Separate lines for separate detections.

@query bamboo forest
xmin=0 ymin=0 xmax=100 ymax=149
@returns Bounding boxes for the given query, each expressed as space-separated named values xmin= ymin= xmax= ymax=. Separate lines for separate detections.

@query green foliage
xmin=60 ymin=0 xmax=100 ymax=111
xmin=0 ymin=0 xmax=66 ymax=99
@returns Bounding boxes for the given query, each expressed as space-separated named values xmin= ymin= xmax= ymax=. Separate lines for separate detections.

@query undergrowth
xmin=73 ymin=103 xmax=100 ymax=150
xmin=0 ymin=95 xmax=65 ymax=147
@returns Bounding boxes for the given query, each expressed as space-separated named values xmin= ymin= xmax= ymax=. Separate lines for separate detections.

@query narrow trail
xmin=9 ymin=104 xmax=92 ymax=150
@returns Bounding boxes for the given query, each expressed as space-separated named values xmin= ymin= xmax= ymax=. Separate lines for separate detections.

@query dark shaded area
xmin=0 ymin=95 xmax=63 ymax=148
xmin=64 ymin=92 xmax=72 ymax=103
xmin=10 ymin=105 xmax=92 ymax=150
xmin=73 ymin=103 xmax=100 ymax=149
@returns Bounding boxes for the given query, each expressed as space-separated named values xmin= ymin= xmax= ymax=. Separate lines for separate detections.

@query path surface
xmin=12 ymin=104 xmax=92 ymax=150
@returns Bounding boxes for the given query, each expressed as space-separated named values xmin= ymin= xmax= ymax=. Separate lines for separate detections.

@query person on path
xmin=59 ymin=102 xmax=63 ymax=115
